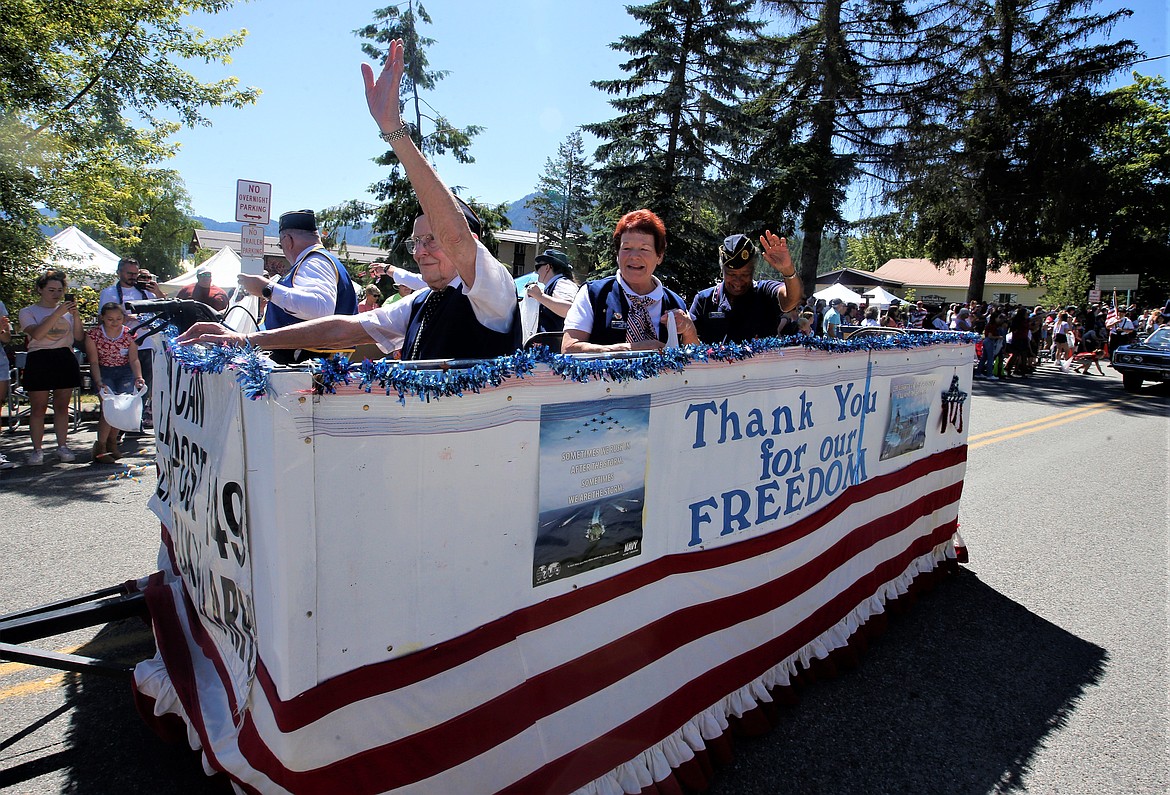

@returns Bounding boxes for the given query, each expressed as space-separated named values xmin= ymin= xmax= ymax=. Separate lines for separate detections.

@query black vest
xmin=402 ymin=286 xmax=521 ymax=361
xmin=690 ymin=280 xmax=784 ymax=344
xmin=584 ymin=277 xmax=687 ymax=346
xmin=537 ymin=275 xmax=573 ymax=333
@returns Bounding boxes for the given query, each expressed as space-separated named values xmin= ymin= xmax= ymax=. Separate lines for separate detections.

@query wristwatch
xmin=379 ymin=122 xmax=410 ymax=144
xmin=261 ymin=283 xmax=273 ymax=299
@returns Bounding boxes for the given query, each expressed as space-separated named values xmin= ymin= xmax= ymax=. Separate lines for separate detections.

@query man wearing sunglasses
xmin=179 ymin=39 xmax=519 ymax=361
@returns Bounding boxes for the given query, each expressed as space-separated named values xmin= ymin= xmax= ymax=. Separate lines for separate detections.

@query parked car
xmin=1111 ymin=326 xmax=1170 ymax=391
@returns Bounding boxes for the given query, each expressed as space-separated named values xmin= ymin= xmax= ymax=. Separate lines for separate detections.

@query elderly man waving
xmin=180 ymin=39 xmax=519 ymax=361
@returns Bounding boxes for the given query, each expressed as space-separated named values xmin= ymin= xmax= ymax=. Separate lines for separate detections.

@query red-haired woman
xmin=562 ymin=209 xmax=698 ymax=353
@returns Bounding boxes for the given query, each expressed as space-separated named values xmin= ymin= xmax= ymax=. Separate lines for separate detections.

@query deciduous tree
xmin=0 ymin=0 xmax=258 ymax=308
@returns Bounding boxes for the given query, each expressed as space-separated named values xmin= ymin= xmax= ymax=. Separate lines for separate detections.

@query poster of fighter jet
xmin=533 ymin=396 xmax=650 ymax=586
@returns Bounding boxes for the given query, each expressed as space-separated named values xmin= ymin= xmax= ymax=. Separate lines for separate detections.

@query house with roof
xmin=872 ymin=258 xmax=1044 ymax=306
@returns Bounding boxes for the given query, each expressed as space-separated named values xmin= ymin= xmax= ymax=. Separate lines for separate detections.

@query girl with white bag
xmin=84 ymin=302 xmax=146 ymax=463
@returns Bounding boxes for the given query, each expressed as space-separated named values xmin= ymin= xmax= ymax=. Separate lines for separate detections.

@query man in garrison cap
xmin=523 ymin=249 xmax=579 ymax=339
xmin=180 ymin=39 xmax=519 ymax=361
xmin=688 ymin=231 xmax=803 ymax=344
xmin=234 ymin=208 xmax=359 ymax=364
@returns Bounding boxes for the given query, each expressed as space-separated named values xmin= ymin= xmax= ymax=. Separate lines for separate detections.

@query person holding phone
xmin=18 ymin=270 xmax=84 ymax=464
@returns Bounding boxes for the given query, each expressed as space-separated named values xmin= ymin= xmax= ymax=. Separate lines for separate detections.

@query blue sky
xmin=169 ymin=0 xmax=1168 ymax=224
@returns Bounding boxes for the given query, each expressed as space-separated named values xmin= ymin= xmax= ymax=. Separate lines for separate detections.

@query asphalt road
xmin=1 ymin=365 xmax=1167 ymax=794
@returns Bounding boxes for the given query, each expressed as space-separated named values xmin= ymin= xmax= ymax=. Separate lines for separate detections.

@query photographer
xmin=99 ymin=258 xmax=165 ymax=427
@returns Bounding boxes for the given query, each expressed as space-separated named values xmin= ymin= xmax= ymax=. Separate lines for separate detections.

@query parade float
xmin=126 ymin=315 xmax=974 ymax=794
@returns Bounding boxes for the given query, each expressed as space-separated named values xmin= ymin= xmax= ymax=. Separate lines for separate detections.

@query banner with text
xmin=151 ymin=352 xmax=256 ymax=707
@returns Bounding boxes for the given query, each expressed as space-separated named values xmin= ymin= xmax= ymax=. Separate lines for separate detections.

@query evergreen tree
xmin=0 ymin=0 xmax=257 ymax=309
xmin=356 ymin=2 xmax=488 ymax=265
xmin=742 ymin=0 xmax=949 ymax=299
xmin=526 ymin=131 xmax=594 ymax=272
xmin=892 ymin=0 xmax=1140 ymax=300
xmin=586 ymin=0 xmax=763 ymax=296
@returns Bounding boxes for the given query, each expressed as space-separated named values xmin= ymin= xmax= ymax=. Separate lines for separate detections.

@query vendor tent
xmin=812 ymin=283 xmax=865 ymax=305
xmin=160 ymin=247 xmax=242 ymax=296
xmin=45 ymin=226 xmax=120 ymax=282
xmin=863 ymin=286 xmax=901 ymax=308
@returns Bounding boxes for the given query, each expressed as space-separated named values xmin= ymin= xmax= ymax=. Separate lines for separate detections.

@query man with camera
xmin=99 ymin=258 xmax=165 ymax=426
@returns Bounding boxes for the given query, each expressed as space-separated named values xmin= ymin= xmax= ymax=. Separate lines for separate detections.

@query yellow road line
xmin=969 ymin=406 xmax=1114 ymax=450
xmin=967 ymin=401 xmax=1111 ymax=441
xmin=0 ymin=673 xmax=67 ymax=700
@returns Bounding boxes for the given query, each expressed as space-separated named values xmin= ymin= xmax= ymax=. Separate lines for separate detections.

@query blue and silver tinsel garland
xmin=166 ymin=331 xmax=979 ymax=403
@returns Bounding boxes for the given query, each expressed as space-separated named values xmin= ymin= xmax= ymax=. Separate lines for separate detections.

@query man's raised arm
xmin=362 ymin=39 xmax=480 ymax=288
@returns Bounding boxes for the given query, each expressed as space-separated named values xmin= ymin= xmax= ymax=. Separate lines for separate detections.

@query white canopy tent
xmin=812 ymin=283 xmax=865 ymax=306
xmin=160 ymin=247 xmax=242 ymax=296
xmin=45 ymin=226 xmax=120 ymax=285
xmin=863 ymin=286 xmax=901 ymax=308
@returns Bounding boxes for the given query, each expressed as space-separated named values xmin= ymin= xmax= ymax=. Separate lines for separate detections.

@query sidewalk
xmin=0 ymin=403 xmax=156 ymax=483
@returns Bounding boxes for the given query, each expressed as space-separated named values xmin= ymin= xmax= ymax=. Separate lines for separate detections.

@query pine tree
xmin=586 ymin=0 xmax=763 ymax=296
xmin=526 ymin=132 xmax=594 ymax=272
xmin=742 ymin=0 xmax=950 ymax=298
xmin=892 ymin=0 xmax=1140 ymax=300
xmin=356 ymin=1 xmax=494 ymax=265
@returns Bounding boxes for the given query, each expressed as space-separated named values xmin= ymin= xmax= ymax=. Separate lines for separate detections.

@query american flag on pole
xmin=1106 ymin=291 xmax=1120 ymax=328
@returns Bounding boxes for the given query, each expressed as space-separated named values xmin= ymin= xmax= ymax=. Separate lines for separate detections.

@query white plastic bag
xmin=100 ymin=384 xmax=147 ymax=432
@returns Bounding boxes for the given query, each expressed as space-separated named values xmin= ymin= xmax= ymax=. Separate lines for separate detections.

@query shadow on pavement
xmin=969 ymin=362 xmax=1169 ymax=419
xmin=709 ymin=567 xmax=1108 ymax=794
xmin=0 ymin=620 xmax=229 ymax=794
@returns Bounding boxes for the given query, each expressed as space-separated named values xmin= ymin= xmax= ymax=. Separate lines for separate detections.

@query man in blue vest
xmin=179 ymin=39 xmax=518 ymax=361
xmin=689 ymin=233 xmax=802 ymax=344
xmin=523 ymin=249 xmax=578 ymax=339
xmin=233 ymin=209 xmax=358 ymax=364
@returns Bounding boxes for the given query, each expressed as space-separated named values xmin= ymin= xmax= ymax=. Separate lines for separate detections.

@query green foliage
xmin=88 ymin=169 xmax=197 ymax=279
xmin=586 ymin=0 xmax=764 ymax=296
xmin=741 ymin=0 xmax=934 ymax=291
xmin=1037 ymin=241 xmax=1100 ymax=309
xmin=0 ymin=0 xmax=257 ymax=310
xmin=844 ymin=214 xmax=925 ymax=271
xmin=318 ymin=199 xmax=378 ymax=265
xmin=890 ymin=0 xmax=1140 ymax=300
xmin=357 ymin=1 xmax=484 ymax=259
xmin=1078 ymin=75 xmax=1170 ymax=298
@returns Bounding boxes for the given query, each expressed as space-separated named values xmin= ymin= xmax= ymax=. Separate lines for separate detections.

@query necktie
xmin=626 ymin=293 xmax=656 ymax=344
xmin=410 ymin=288 xmax=446 ymax=359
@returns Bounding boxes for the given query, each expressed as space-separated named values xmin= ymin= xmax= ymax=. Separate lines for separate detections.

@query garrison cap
xmin=451 ymin=194 xmax=482 ymax=237
xmin=279 ymin=209 xmax=318 ymax=233
xmin=719 ymin=234 xmax=756 ymax=268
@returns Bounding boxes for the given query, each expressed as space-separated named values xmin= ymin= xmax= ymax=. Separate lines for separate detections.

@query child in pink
xmin=84 ymin=302 xmax=145 ymax=462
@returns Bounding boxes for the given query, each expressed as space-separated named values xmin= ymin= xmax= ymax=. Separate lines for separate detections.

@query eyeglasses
xmin=405 ymin=234 xmax=439 ymax=255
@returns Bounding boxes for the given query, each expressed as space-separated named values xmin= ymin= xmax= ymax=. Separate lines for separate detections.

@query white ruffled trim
xmin=134 ymin=651 xmax=218 ymax=776
xmin=572 ymin=537 xmax=957 ymax=795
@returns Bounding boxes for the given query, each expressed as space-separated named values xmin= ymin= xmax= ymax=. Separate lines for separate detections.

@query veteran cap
xmin=279 ymin=209 xmax=318 ymax=233
xmin=719 ymin=234 xmax=756 ymax=268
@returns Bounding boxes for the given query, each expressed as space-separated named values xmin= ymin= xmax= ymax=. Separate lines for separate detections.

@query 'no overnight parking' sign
xmin=236 ymin=180 xmax=272 ymax=226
